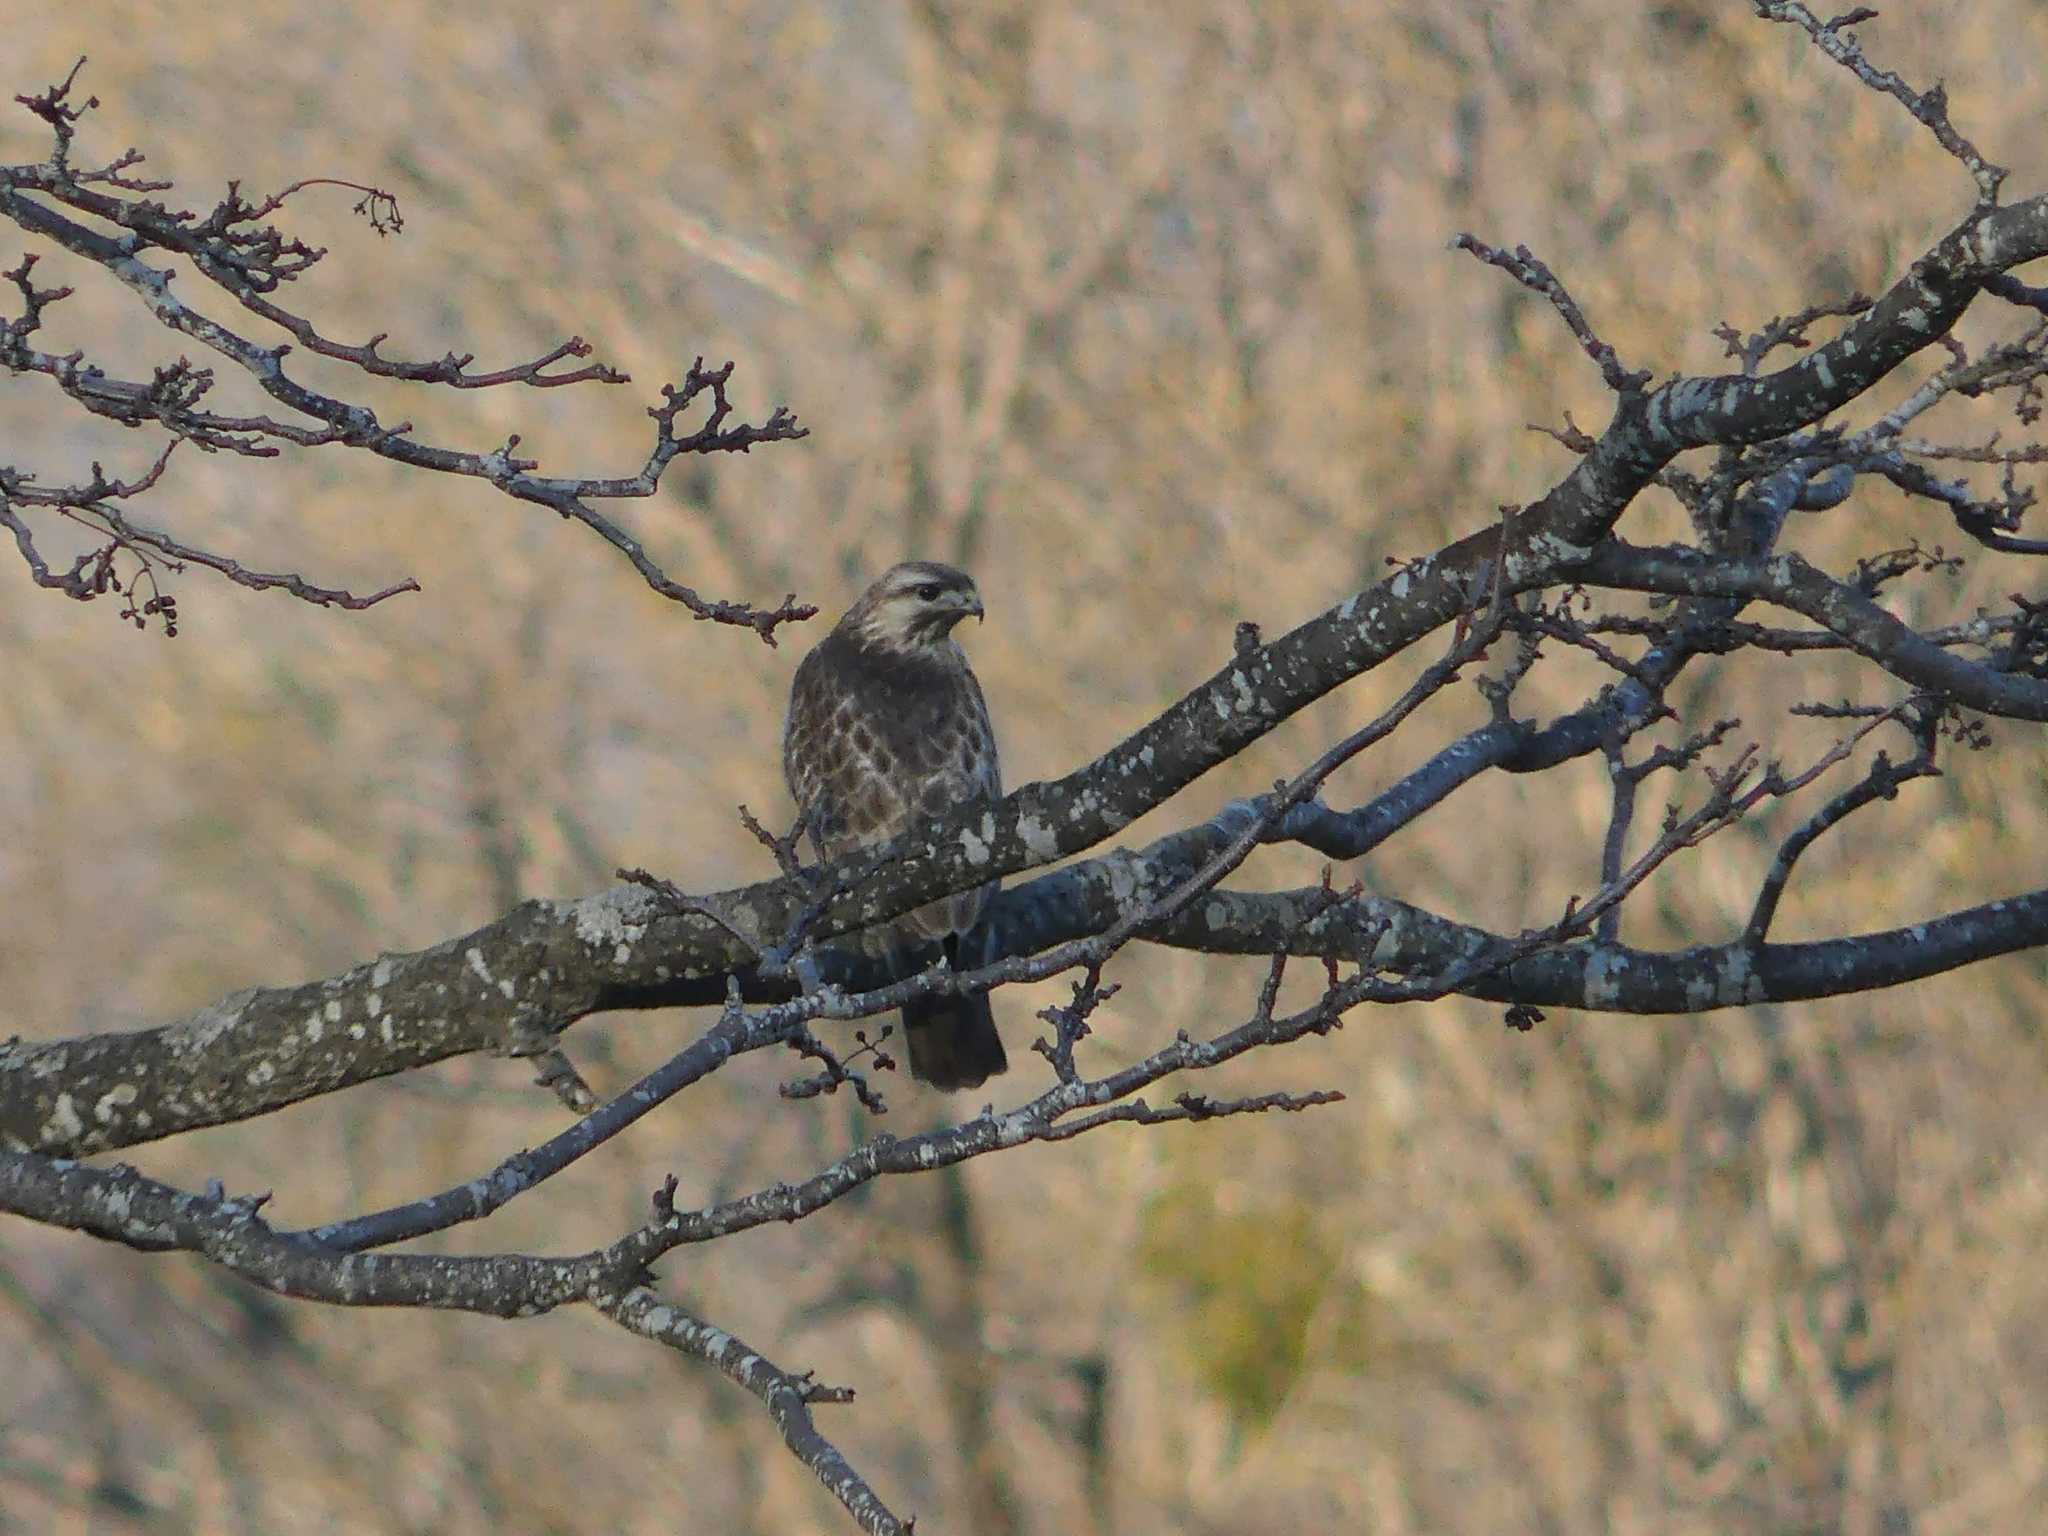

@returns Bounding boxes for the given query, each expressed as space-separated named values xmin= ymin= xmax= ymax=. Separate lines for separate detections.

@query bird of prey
xmin=782 ymin=561 xmax=1008 ymax=1090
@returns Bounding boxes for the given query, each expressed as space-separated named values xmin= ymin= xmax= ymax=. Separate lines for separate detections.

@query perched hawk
xmin=782 ymin=561 xmax=1008 ymax=1090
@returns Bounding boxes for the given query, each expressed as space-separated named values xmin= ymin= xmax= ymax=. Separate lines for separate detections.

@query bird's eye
xmin=916 ymin=583 xmax=942 ymax=602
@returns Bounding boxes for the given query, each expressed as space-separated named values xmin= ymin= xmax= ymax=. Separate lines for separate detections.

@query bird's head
xmin=844 ymin=561 xmax=985 ymax=653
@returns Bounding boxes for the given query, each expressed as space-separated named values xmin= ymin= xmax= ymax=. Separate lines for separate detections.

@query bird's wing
xmin=784 ymin=640 xmax=913 ymax=860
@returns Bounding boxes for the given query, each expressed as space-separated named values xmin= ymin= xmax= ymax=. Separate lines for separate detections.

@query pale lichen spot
xmin=246 ymin=1059 xmax=277 ymax=1088
xmin=45 ymin=1094 xmax=85 ymax=1142
xmin=93 ymin=1083 xmax=138 ymax=1124
xmin=1103 ymin=851 xmax=1143 ymax=908
xmin=1230 ymin=669 xmax=1257 ymax=714
xmin=305 ymin=1012 xmax=325 ymax=1043
xmin=365 ymin=992 xmax=381 ymax=1017
xmin=1017 ymin=813 xmax=1060 ymax=863
xmin=614 ymin=943 xmax=632 ymax=964
xmin=349 ymin=1022 xmax=367 ymax=1040
xmin=572 ymin=887 xmax=654 ymax=950
xmin=1530 ymin=530 xmax=1596 ymax=565
xmin=1715 ymin=946 xmax=1764 ymax=1005
xmin=324 ymin=999 xmax=342 ymax=1024
xmin=380 ymin=1015 xmax=396 ymax=1044
xmin=372 ymin=959 xmax=393 ymax=989
xmin=466 ymin=947 xmax=495 ymax=989
xmin=960 ymin=820 xmax=992 ymax=866
xmin=1583 ymin=947 xmax=1626 ymax=1009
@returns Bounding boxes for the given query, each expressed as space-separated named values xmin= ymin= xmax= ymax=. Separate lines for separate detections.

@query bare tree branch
xmin=2 ymin=65 xmax=813 ymax=639
xmin=1753 ymin=2 xmax=2006 ymax=204
xmin=598 ymin=1289 xmax=902 ymax=1536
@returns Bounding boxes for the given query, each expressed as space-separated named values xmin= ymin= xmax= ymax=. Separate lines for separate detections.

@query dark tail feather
xmin=901 ymin=989 xmax=1007 ymax=1091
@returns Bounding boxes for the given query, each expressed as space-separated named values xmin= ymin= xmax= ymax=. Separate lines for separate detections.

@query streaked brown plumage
xmin=782 ymin=561 xmax=1007 ymax=1089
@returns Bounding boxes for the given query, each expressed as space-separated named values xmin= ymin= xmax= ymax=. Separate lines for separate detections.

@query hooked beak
xmin=964 ymin=593 xmax=985 ymax=623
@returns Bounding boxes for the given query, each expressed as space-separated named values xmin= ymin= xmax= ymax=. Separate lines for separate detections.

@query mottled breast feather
xmin=782 ymin=625 xmax=1001 ymax=946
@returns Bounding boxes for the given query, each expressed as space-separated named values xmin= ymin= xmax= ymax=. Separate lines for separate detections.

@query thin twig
xmin=600 ymin=1289 xmax=905 ymax=1536
xmin=1752 ymin=3 xmax=2005 ymax=204
xmin=1450 ymin=235 xmax=1650 ymax=393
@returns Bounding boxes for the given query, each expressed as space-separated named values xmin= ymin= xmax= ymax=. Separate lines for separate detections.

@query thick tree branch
xmin=1155 ymin=883 xmax=2048 ymax=1013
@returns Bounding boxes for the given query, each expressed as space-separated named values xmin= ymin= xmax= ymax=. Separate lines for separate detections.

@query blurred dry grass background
xmin=5 ymin=2 xmax=2048 ymax=1531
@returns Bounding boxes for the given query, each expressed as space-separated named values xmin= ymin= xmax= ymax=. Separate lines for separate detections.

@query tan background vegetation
xmin=5 ymin=2 xmax=2048 ymax=1531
